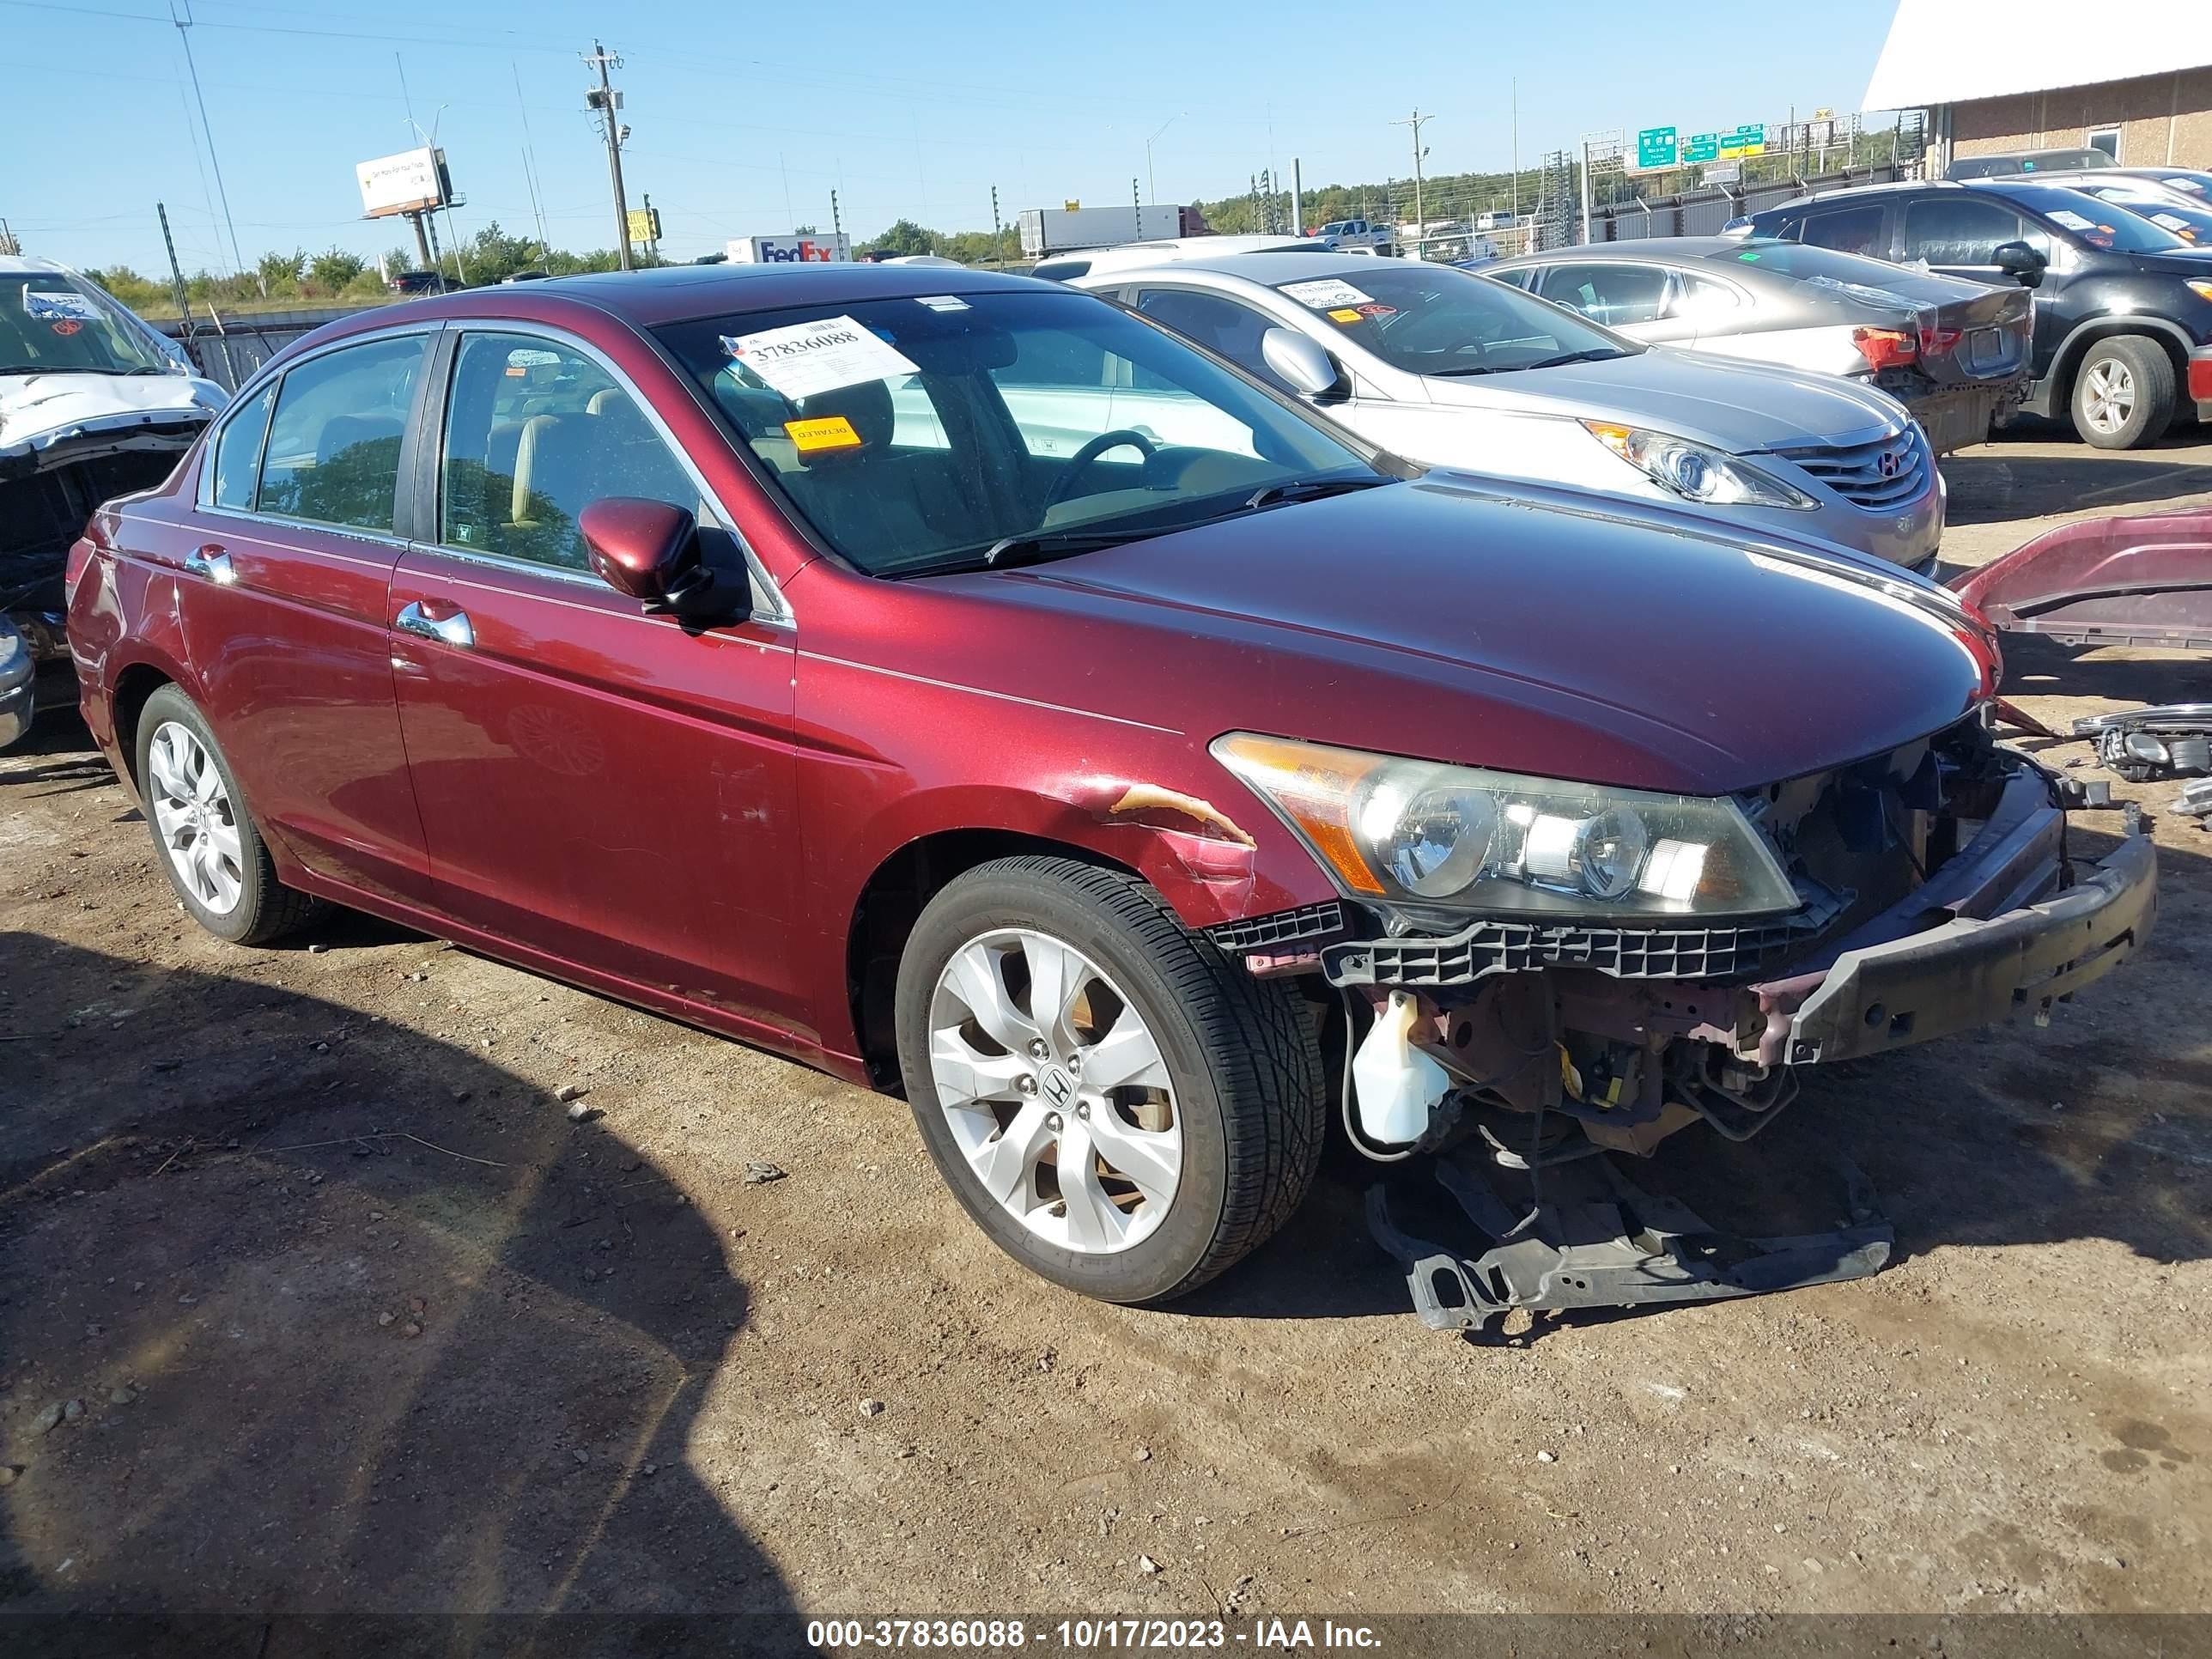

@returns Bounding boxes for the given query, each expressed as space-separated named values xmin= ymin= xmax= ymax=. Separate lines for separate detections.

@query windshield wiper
xmin=1243 ymin=476 xmax=1391 ymax=510
xmin=888 ymin=527 xmax=1153 ymax=579
xmin=1518 ymin=348 xmax=1631 ymax=370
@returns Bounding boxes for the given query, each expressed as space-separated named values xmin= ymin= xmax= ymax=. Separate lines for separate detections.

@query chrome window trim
xmin=193 ymin=324 xmax=441 ymax=514
xmin=436 ymin=319 xmax=793 ymax=627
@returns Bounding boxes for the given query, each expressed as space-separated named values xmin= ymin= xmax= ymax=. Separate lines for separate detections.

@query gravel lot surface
xmin=2 ymin=425 xmax=2207 ymax=1634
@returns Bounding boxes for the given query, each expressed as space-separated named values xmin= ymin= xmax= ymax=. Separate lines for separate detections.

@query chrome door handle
xmin=394 ymin=601 xmax=474 ymax=648
xmin=183 ymin=546 xmax=236 ymax=585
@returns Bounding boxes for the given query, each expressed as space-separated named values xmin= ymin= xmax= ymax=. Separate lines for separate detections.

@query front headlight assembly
xmin=1581 ymin=420 xmax=1816 ymax=510
xmin=1212 ymin=734 xmax=1800 ymax=921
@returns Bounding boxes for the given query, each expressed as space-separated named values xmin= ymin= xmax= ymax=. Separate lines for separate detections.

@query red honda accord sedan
xmin=66 ymin=264 xmax=2154 ymax=1313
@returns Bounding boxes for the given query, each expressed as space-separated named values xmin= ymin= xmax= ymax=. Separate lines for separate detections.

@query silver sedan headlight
xmin=1212 ymin=734 xmax=1800 ymax=920
xmin=1582 ymin=420 xmax=1816 ymax=511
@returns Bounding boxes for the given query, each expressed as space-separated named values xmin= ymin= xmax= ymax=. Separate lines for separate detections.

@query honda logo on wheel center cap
xmin=1041 ymin=1066 xmax=1074 ymax=1108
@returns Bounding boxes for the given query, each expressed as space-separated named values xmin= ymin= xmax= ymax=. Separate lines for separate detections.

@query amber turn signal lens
xmin=1210 ymin=733 xmax=1387 ymax=896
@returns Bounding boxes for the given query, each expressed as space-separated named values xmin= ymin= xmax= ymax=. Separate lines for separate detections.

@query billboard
xmin=356 ymin=147 xmax=452 ymax=219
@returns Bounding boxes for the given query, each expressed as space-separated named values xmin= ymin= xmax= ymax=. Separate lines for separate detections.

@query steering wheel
xmin=1043 ymin=428 xmax=1158 ymax=509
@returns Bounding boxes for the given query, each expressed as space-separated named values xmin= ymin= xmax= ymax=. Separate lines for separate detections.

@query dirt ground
xmin=2 ymin=422 xmax=2209 ymax=1638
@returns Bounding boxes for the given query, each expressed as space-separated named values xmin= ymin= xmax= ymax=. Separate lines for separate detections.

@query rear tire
xmin=135 ymin=684 xmax=325 ymax=946
xmin=2070 ymin=337 xmax=2176 ymax=450
xmin=894 ymin=856 xmax=1325 ymax=1304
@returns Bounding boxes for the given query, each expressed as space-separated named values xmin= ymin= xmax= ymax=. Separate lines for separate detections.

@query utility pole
xmin=1291 ymin=158 xmax=1303 ymax=238
xmin=1394 ymin=109 xmax=1431 ymax=249
xmin=1511 ymin=80 xmax=1521 ymax=232
xmin=585 ymin=42 xmax=633 ymax=271
xmin=989 ymin=185 xmax=1001 ymax=266
xmin=157 ymin=204 xmax=194 ymax=344
xmin=831 ymin=189 xmax=843 ymax=246
xmin=170 ymin=3 xmax=247 ymax=284
xmin=642 ymin=192 xmax=660 ymax=260
xmin=1133 ymin=175 xmax=1141 ymax=238
xmin=1578 ymin=137 xmax=1594 ymax=246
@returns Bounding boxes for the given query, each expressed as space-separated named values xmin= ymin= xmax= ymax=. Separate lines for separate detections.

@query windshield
xmin=0 ymin=272 xmax=175 ymax=376
xmin=1990 ymin=185 xmax=2192 ymax=252
xmin=2080 ymin=191 xmax=2212 ymax=244
xmin=655 ymin=288 xmax=1385 ymax=577
xmin=1950 ymin=150 xmax=2106 ymax=179
xmin=1267 ymin=264 xmax=1632 ymax=377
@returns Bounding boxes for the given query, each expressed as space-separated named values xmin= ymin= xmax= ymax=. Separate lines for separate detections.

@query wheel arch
xmin=108 ymin=656 xmax=184 ymax=797
xmin=2048 ymin=315 xmax=2191 ymax=412
xmin=844 ymin=829 xmax=1146 ymax=1088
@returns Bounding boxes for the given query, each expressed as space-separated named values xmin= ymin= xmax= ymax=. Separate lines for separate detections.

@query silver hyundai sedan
xmin=1069 ymin=251 xmax=1946 ymax=572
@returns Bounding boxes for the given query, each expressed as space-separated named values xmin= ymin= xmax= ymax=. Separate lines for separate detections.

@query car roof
xmin=0 ymin=255 xmax=71 ymax=276
xmin=1489 ymin=237 xmax=1762 ymax=267
xmin=390 ymin=260 xmax=1051 ymax=329
xmin=1078 ymin=249 xmax=1394 ymax=284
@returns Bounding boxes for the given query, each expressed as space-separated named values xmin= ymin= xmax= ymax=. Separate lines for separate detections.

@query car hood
xmin=0 ymin=370 xmax=225 ymax=473
xmin=951 ymin=476 xmax=1991 ymax=797
xmin=1419 ymin=348 xmax=1904 ymax=453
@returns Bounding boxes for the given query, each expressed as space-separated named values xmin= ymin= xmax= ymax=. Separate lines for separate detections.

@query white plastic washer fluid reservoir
xmin=1350 ymin=990 xmax=1450 ymax=1146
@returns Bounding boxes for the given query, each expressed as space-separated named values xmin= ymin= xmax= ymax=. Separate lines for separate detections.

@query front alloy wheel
xmin=929 ymin=928 xmax=1184 ymax=1255
xmin=895 ymin=856 xmax=1326 ymax=1304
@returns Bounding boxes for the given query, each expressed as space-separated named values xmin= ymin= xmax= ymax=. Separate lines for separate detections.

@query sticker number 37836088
xmin=719 ymin=315 xmax=921 ymax=401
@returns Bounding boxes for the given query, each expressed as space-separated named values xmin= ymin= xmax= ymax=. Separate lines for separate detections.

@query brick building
xmin=1865 ymin=1 xmax=2212 ymax=173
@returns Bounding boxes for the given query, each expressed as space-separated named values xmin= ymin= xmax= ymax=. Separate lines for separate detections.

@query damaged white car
xmin=2 ymin=257 xmax=227 ymax=744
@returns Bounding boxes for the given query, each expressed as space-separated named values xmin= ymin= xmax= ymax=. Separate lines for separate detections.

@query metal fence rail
xmin=150 ymin=304 xmax=384 ymax=391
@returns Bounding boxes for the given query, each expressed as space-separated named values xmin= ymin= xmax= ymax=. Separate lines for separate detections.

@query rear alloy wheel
xmin=2071 ymin=337 xmax=2176 ymax=450
xmin=135 ymin=685 xmax=325 ymax=946
xmin=895 ymin=856 xmax=1325 ymax=1304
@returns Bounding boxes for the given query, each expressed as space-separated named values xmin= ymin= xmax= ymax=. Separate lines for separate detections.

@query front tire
xmin=135 ymin=684 xmax=325 ymax=946
xmin=2070 ymin=337 xmax=2176 ymax=450
xmin=894 ymin=856 xmax=1325 ymax=1304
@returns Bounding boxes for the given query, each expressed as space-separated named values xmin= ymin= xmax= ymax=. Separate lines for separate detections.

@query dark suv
xmin=1736 ymin=180 xmax=2212 ymax=448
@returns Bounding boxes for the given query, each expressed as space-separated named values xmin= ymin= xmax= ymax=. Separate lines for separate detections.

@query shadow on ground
xmin=0 ymin=927 xmax=806 ymax=1650
xmin=1946 ymin=426 xmax=2212 ymax=528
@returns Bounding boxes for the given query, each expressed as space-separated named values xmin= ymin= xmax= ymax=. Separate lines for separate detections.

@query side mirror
xmin=579 ymin=497 xmax=727 ymax=623
xmin=1260 ymin=326 xmax=1345 ymax=398
xmin=1990 ymin=240 xmax=2047 ymax=288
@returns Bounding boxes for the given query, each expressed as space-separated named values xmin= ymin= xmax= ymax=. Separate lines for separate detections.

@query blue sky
xmin=7 ymin=0 xmax=1902 ymax=275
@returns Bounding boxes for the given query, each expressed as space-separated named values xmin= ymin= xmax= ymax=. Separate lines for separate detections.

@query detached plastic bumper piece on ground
xmin=1367 ymin=1149 xmax=1892 ymax=1334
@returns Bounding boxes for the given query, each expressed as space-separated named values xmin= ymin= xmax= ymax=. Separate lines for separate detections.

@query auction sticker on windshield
xmin=24 ymin=290 xmax=102 ymax=322
xmin=1280 ymin=277 xmax=1374 ymax=309
xmin=719 ymin=315 xmax=919 ymax=400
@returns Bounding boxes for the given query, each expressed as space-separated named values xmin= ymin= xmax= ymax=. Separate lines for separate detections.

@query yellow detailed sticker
xmin=784 ymin=415 xmax=865 ymax=453
xmin=1327 ymin=307 xmax=1363 ymax=324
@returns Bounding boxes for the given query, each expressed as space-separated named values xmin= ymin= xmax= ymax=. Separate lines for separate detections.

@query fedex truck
xmin=726 ymin=234 xmax=853 ymax=264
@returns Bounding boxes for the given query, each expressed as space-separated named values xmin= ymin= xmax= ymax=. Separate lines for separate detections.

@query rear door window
xmin=256 ymin=335 xmax=427 ymax=534
xmin=1796 ymin=204 xmax=1889 ymax=257
xmin=210 ymin=381 xmax=276 ymax=511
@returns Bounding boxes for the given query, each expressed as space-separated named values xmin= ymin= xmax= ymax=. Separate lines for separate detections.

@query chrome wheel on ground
xmin=895 ymin=855 xmax=1326 ymax=1305
xmin=145 ymin=720 xmax=245 ymax=915
xmin=928 ymin=928 xmax=1182 ymax=1255
xmin=2080 ymin=360 xmax=2136 ymax=437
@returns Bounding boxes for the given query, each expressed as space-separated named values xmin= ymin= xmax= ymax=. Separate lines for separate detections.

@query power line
xmin=169 ymin=1 xmax=246 ymax=280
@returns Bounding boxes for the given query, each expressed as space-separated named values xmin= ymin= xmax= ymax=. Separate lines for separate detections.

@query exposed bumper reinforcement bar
xmin=1752 ymin=833 xmax=2156 ymax=1066
xmin=1367 ymin=1149 xmax=1892 ymax=1332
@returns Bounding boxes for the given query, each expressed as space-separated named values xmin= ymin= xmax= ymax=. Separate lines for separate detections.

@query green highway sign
xmin=1684 ymin=132 xmax=1720 ymax=164
xmin=1719 ymin=123 xmax=1766 ymax=159
xmin=1636 ymin=126 xmax=1679 ymax=170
